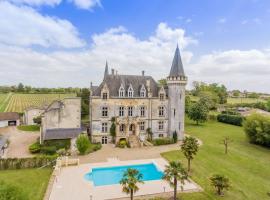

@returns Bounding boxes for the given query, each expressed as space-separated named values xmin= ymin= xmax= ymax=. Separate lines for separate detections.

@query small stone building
xmin=0 ymin=112 xmax=20 ymax=128
xmin=40 ymin=97 xmax=82 ymax=143
xmin=24 ymin=106 xmax=46 ymax=125
xmin=89 ymin=46 xmax=187 ymax=146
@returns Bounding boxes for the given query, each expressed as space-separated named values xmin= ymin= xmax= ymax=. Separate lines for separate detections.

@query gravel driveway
xmin=0 ymin=126 xmax=39 ymax=158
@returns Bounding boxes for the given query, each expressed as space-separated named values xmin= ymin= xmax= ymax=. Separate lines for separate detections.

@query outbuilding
xmin=0 ymin=112 xmax=20 ymax=128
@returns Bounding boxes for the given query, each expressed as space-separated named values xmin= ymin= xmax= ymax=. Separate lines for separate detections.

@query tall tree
xmin=187 ymin=101 xmax=209 ymax=125
xmin=120 ymin=168 xmax=144 ymax=200
xmin=17 ymin=83 xmax=24 ymax=92
xmin=181 ymin=137 xmax=199 ymax=172
xmin=210 ymin=174 xmax=230 ymax=196
xmin=110 ymin=117 xmax=116 ymax=143
xmin=163 ymin=161 xmax=188 ymax=200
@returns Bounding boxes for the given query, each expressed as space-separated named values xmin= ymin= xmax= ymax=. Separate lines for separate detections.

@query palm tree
xmin=120 ymin=168 xmax=144 ymax=200
xmin=163 ymin=161 xmax=188 ymax=200
xmin=210 ymin=174 xmax=230 ymax=196
xmin=181 ymin=136 xmax=199 ymax=172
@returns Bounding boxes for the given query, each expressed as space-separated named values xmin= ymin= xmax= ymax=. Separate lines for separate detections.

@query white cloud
xmin=0 ymin=22 xmax=196 ymax=87
xmin=0 ymin=1 xmax=85 ymax=48
xmin=188 ymin=49 xmax=270 ymax=92
xmin=218 ymin=18 xmax=227 ymax=24
xmin=69 ymin=0 xmax=101 ymax=9
xmin=185 ymin=18 xmax=192 ymax=23
xmin=5 ymin=0 xmax=61 ymax=6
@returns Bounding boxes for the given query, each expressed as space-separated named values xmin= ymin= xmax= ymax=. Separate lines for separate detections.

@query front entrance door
xmin=101 ymin=136 xmax=108 ymax=144
xmin=129 ymin=124 xmax=135 ymax=135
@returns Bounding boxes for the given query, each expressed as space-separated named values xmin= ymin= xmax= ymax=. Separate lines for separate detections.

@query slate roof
xmin=0 ymin=112 xmax=19 ymax=121
xmin=169 ymin=45 xmax=185 ymax=77
xmin=43 ymin=128 xmax=82 ymax=140
xmin=92 ymin=74 xmax=160 ymax=97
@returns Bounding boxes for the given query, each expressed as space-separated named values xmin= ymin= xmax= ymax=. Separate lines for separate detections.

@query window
xmin=139 ymin=121 xmax=145 ymax=131
xmin=158 ymin=121 xmax=164 ymax=130
xmin=174 ymin=109 xmax=176 ymax=117
xmin=128 ymin=106 xmax=133 ymax=116
xmin=102 ymin=107 xmax=108 ymax=117
xmin=102 ymin=92 xmax=108 ymax=100
xmin=101 ymin=136 xmax=108 ymax=144
xmin=119 ymin=87 xmax=125 ymax=97
xmin=128 ymin=85 xmax=134 ymax=97
xmin=140 ymin=106 xmax=145 ymax=117
xmin=101 ymin=122 xmax=108 ymax=133
xmin=159 ymin=106 xmax=164 ymax=117
xmin=159 ymin=93 xmax=164 ymax=101
xmin=119 ymin=106 xmax=124 ymax=116
xmin=140 ymin=86 xmax=146 ymax=97
xmin=159 ymin=134 xmax=164 ymax=138
xmin=119 ymin=124 xmax=125 ymax=132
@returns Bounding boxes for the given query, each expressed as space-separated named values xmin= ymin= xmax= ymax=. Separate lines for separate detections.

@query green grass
xmin=161 ymin=119 xmax=270 ymax=200
xmin=0 ymin=168 xmax=52 ymax=200
xmin=227 ymin=97 xmax=265 ymax=104
xmin=17 ymin=125 xmax=40 ymax=132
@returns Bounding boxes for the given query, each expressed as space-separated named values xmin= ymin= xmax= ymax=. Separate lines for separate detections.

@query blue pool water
xmin=84 ymin=163 xmax=164 ymax=186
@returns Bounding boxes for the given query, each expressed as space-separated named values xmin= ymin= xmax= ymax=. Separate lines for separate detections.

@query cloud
xmin=185 ymin=18 xmax=192 ymax=23
xmin=0 ymin=22 xmax=196 ymax=87
xmin=241 ymin=20 xmax=248 ymax=25
xmin=0 ymin=1 xmax=85 ymax=48
xmin=4 ymin=0 xmax=61 ymax=6
xmin=188 ymin=49 xmax=270 ymax=92
xmin=69 ymin=0 xmax=101 ymax=9
xmin=218 ymin=18 xmax=227 ymax=23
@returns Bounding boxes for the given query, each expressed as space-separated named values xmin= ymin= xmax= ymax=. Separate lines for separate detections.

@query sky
xmin=0 ymin=0 xmax=270 ymax=93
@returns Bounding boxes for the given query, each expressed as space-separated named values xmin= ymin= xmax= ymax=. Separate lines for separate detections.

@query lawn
xmin=162 ymin=119 xmax=270 ymax=200
xmin=0 ymin=168 xmax=52 ymax=200
xmin=227 ymin=97 xmax=265 ymax=104
xmin=17 ymin=125 xmax=40 ymax=132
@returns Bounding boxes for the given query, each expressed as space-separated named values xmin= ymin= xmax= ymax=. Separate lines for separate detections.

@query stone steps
xmin=128 ymin=135 xmax=141 ymax=148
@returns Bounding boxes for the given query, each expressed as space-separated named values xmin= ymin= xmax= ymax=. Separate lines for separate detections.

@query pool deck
xmin=49 ymin=158 xmax=202 ymax=200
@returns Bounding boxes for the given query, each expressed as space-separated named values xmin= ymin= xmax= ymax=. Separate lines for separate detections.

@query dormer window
xmin=119 ymin=85 xmax=125 ymax=97
xmin=102 ymin=92 xmax=108 ymax=100
xmin=128 ymin=85 xmax=134 ymax=98
xmin=140 ymin=85 xmax=146 ymax=97
xmin=160 ymin=93 xmax=164 ymax=101
xmin=159 ymin=86 xmax=165 ymax=101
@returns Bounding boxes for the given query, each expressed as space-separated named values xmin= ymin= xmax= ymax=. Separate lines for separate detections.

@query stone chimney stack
xmin=142 ymin=70 xmax=145 ymax=76
xmin=111 ymin=69 xmax=115 ymax=75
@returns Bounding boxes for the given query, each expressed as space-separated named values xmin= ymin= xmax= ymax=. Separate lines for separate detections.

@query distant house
xmin=40 ymin=97 xmax=82 ymax=143
xmin=0 ymin=112 xmax=20 ymax=128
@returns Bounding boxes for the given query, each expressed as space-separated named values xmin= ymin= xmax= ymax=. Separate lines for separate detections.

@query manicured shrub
xmin=0 ymin=181 xmax=27 ymax=200
xmin=43 ymin=139 xmax=70 ymax=150
xmin=118 ymin=139 xmax=127 ymax=148
xmin=152 ymin=138 xmax=175 ymax=146
xmin=28 ymin=142 xmax=41 ymax=154
xmin=217 ymin=114 xmax=243 ymax=126
xmin=17 ymin=125 xmax=40 ymax=132
xmin=244 ymin=113 xmax=270 ymax=147
xmin=76 ymin=134 xmax=90 ymax=155
xmin=208 ymin=114 xmax=217 ymax=121
xmin=173 ymin=131 xmax=178 ymax=143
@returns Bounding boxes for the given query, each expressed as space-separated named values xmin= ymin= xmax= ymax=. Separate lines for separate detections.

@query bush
xmin=173 ymin=131 xmax=178 ymax=143
xmin=17 ymin=125 xmax=40 ymax=132
xmin=87 ymin=143 xmax=102 ymax=153
xmin=76 ymin=134 xmax=90 ymax=155
xmin=0 ymin=181 xmax=27 ymax=200
xmin=43 ymin=139 xmax=70 ymax=150
xmin=28 ymin=142 xmax=41 ymax=154
xmin=244 ymin=113 xmax=270 ymax=147
xmin=217 ymin=114 xmax=243 ymax=126
xmin=40 ymin=146 xmax=57 ymax=155
xmin=152 ymin=138 xmax=175 ymax=146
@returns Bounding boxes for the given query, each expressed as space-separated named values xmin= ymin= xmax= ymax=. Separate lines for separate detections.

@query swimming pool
xmin=84 ymin=163 xmax=164 ymax=186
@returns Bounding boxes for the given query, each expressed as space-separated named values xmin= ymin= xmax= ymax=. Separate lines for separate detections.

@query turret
xmin=167 ymin=45 xmax=187 ymax=140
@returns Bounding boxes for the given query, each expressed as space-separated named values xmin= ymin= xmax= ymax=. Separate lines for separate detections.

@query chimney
xmin=142 ymin=70 xmax=145 ymax=76
xmin=111 ymin=69 xmax=115 ymax=75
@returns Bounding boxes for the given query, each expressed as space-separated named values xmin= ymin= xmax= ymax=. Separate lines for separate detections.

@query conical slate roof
xmin=104 ymin=61 xmax=109 ymax=78
xmin=169 ymin=45 xmax=185 ymax=77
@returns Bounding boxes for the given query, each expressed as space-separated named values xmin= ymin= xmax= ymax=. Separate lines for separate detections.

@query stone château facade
xmin=89 ymin=46 xmax=187 ymax=146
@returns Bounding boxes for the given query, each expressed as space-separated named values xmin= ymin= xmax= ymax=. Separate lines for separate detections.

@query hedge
xmin=0 ymin=155 xmax=57 ymax=170
xmin=217 ymin=114 xmax=243 ymax=126
xmin=152 ymin=138 xmax=175 ymax=146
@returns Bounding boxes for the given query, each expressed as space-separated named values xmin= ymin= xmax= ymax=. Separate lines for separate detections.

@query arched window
xmin=119 ymin=124 xmax=125 ymax=132
xmin=140 ymin=85 xmax=146 ymax=97
xmin=128 ymin=85 xmax=134 ymax=98
xmin=119 ymin=85 xmax=125 ymax=97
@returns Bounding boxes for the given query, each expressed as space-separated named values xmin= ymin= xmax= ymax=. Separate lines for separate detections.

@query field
xmin=0 ymin=93 xmax=12 ymax=112
xmin=0 ymin=168 xmax=52 ymax=200
xmin=162 ymin=119 xmax=270 ymax=200
xmin=3 ymin=93 xmax=76 ymax=113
